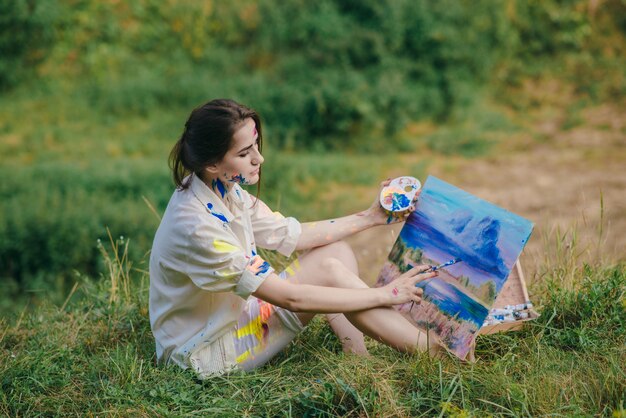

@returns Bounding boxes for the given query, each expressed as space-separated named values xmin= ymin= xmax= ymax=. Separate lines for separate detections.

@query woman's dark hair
xmin=169 ymin=99 xmax=263 ymax=192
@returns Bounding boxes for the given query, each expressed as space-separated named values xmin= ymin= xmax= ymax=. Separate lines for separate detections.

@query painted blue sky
xmin=400 ymin=176 xmax=533 ymax=291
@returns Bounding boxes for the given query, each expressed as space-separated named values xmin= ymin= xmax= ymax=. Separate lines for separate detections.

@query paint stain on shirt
xmin=207 ymin=202 xmax=229 ymax=223
xmin=213 ymin=240 xmax=240 ymax=253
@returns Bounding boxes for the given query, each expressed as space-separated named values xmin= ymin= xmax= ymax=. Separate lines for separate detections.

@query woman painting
xmin=149 ymin=98 xmax=439 ymax=378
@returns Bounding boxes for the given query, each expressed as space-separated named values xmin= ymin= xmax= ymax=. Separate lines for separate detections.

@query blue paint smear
xmin=206 ymin=203 xmax=228 ymax=223
xmin=256 ymin=261 xmax=271 ymax=276
xmin=391 ymin=193 xmax=411 ymax=211
xmin=228 ymin=173 xmax=246 ymax=184
xmin=212 ymin=179 xmax=227 ymax=198
xmin=210 ymin=212 xmax=228 ymax=223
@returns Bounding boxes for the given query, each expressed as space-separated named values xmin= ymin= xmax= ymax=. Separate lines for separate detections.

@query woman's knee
xmin=319 ymin=256 xmax=367 ymax=289
xmin=319 ymin=240 xmax=358 ymax=272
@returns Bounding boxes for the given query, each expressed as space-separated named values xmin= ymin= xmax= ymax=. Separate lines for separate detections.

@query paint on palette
xmin=375 ymin=175 xmax=533 ymax=360
xmin=383 ymin=189 xmax=410 ymax=211
xmin=380 ymin=176 xmax=421 ymax=215
xmin=207 ymin=202 xmax=228 ymax=223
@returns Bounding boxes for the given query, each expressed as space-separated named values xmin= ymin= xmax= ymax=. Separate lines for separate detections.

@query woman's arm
xmin=296 ymin=210 xmax=379 ymax=250
xmin=252 ymin=265 xmax=436 ymax=313
xmin=295 ymin=179 xmax=418 ymax=250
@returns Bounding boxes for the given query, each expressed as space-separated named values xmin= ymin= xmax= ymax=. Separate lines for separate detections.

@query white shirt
xmin=149 ymin=174 xmax=301 ymax=369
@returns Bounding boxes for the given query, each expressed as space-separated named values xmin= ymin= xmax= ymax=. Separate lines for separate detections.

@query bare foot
xmin=340 ymin=336 xmax=370 ymax=356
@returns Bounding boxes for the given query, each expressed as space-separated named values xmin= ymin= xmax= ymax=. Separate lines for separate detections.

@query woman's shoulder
xmin=161 ymin=188 xmax=226 ymax=232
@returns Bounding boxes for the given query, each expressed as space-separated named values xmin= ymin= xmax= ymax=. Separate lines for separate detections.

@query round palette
xmin=379 ymin=176 xmax=421 ymax=215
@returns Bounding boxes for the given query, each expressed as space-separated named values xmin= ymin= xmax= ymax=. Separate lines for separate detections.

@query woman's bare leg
xmin=286 ymin=241 xmax=440 ymax=355
xmin=287 ymin=242 xmax=367 ymax=354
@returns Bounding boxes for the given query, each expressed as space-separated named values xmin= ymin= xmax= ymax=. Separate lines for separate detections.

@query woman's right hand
xmin=381 ymin=265 xmax=437 ymax=306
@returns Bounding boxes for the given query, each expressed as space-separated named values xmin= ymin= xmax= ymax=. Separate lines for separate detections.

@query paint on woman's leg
xmin=282 ymin=258 xmax=301 ymax=278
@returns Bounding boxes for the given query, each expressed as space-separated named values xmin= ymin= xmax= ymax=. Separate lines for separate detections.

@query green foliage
xmin=5 ymin=0 xmax=625 ymax=151
xmin=3 ymin=0 xmax=594 ymax=151
xmin=0 ymin=162 xmax=170 ymax=289
xmin=539 ymin=263 xmax=626 ymax=351
xmin=0 ymin=0 xmax=58 ymax=89
xmin=511 ymin=0 xmax=593 ymax=56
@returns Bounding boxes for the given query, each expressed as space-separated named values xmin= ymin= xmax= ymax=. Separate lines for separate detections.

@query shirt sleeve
xmin=184 ymin=220 xmax=274 ymax=299
xmin=247 ymin=195 xmax=302 ymax=257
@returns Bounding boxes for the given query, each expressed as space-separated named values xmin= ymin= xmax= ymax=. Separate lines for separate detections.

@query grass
xmin=1 ymin=231 xmax=624 ymax=416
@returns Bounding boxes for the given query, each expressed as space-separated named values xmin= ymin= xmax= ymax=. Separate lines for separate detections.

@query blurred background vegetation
xmin=1 ymin=0 xmax=625 ymax=311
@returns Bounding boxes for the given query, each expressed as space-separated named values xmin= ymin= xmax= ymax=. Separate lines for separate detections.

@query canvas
xmin=376 ymin=176 xmax=534 ymax=360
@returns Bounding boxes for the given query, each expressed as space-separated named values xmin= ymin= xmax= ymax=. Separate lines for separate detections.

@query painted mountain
xmin=376 ymin=176 xmax=533 ymax=360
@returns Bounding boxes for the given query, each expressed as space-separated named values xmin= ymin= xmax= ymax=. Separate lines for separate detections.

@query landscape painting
xmin=376 ymin=176 xmax=534 ymax=360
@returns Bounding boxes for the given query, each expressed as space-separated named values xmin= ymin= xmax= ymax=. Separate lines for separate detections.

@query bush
xmin=9 ymin=0 xmax=522 ymax=150
xmin=0 ymin=162 xmax=170 ymax=288
xmin=0 ymin=0 xmax=59 ymax=89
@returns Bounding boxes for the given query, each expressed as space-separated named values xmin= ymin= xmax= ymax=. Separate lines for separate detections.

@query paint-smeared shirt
xmin=149 ymin=174 xmax=301 ymax=370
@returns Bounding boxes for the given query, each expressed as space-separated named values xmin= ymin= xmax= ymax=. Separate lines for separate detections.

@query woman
xmin=149 ymin=99 xmax=439 ymax=378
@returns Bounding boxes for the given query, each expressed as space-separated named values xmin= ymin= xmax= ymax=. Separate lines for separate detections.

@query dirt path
xmin=347 ymin=103 xmax=626 ymax=286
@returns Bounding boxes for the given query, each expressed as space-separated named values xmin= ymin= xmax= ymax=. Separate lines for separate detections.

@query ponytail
xmin=168 ymin=133 xmax=192 ymax=190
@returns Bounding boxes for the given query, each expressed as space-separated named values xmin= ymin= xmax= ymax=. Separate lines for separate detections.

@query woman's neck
xmin=204 ymin=176 xmax=233 ymax=200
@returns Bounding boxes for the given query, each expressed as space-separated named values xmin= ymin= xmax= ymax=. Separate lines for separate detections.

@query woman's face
xmin=209 ymin=118 xmax=264 ymax=186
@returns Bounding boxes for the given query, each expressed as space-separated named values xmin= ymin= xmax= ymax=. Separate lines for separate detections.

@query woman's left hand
xmin=362 ymin=179 xmax=420 ymax=226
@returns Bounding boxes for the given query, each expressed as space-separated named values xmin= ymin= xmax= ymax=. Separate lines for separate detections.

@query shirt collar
xmin=189 ymin=174 xmax=235 ymax=223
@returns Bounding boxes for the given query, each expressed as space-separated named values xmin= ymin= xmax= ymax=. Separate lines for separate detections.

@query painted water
xmin=418 ymin=278 xmax=489 ymax=328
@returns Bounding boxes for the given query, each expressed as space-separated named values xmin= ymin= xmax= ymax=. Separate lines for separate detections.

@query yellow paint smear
xmin=213 ymin=240 xmax=240 ymax=253
xmin=236 ymin=350 xmax=252 ymax=363
xmin=284 ymin=258 xmax=301 ymax=277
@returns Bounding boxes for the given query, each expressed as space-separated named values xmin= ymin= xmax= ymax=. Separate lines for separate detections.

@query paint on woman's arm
xmin=246 ymin=255 xmax=272 ymax=277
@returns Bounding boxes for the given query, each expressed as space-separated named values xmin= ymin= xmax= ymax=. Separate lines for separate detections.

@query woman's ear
xmin=205 ymin=164 xmax=220 ymax=175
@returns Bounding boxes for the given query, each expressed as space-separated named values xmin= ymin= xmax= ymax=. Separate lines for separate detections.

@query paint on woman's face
xmin=227 ymin=173 xmax=248 ymax=184
xmin=212 ymin=119 xmax=263 ymax=187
